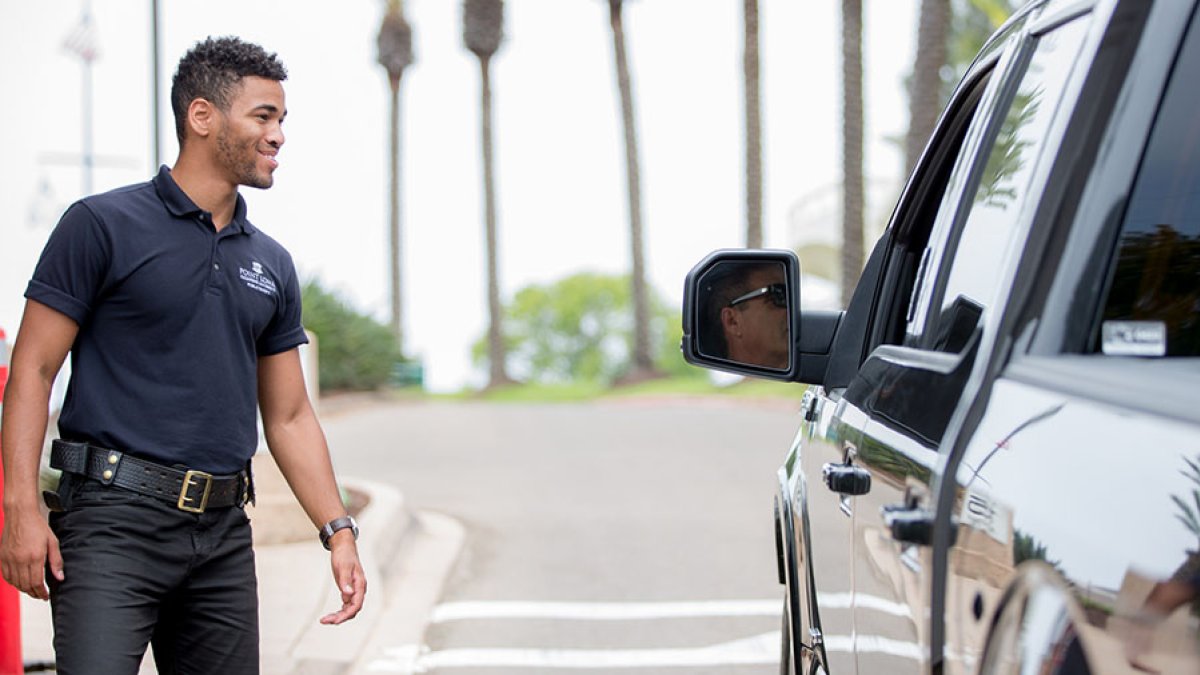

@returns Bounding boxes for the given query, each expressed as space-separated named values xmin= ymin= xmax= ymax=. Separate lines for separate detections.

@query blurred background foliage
xmin=302 ymin=280 xmax=406 ymax=391
xmin=300 ymin=0 xmax=1017 ymax=397
xmin=471 ymin=272 xmax=700 ymax=386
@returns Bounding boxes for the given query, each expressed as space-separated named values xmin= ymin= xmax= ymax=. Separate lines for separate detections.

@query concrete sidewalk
xmin=19 ymin=454 xmax=462 ymax=674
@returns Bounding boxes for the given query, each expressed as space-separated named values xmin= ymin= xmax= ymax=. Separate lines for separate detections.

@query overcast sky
xmin=0 ymin=0 xmax=917 ymax=391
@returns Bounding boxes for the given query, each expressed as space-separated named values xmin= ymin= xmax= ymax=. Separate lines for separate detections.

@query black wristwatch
xmin=318 ymin=515 xmax=359 ymax=550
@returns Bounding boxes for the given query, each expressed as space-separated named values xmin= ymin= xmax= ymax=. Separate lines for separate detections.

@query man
xmin=701 ymin=262 xmax=790 ymax=369
xmin=0 ymin=37 xmax=365 ymax=674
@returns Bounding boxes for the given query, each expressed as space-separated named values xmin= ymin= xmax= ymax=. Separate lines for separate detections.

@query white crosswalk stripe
xmin=370 ymin=632 xmax=779 ymax=672
xmin=368 ymin=599 xmax=782 ymax=673
xmin=432 ymin=599 xmax=782 ymax=623
xmin=367 ymin=596 xmax=925 ymax=672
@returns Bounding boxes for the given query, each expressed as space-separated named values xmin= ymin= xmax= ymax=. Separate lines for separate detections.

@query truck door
xmin=840 ymin=6 xmax=1094 ymax=674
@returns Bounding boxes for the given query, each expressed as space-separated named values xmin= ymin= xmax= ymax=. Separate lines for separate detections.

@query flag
xmin=62 ymin=14 xmax=100 ymax=62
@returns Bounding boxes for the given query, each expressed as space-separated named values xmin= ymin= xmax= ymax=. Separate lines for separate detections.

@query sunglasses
xmin=729 ymin=283 xmax=786 ymax=308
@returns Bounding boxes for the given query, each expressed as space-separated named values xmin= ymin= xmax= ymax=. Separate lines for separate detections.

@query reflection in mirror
xmin=696 ymin=261 xmax=790 ymax=370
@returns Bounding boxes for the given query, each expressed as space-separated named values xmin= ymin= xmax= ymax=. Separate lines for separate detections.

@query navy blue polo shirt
xmin=26 ymin=166 xmax=308 ymax=474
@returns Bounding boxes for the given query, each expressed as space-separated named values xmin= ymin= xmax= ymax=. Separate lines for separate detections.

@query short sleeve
xmin=25 ymin=202 xmax=112 ymax=325
xmin=257 ymin=256 xmax=309 ymax=356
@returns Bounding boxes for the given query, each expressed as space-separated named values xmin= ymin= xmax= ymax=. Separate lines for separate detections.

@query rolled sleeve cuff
xmin=258 ymin=326 xmax=310 ymax=357
xmin=25 ymin=280 xmax=90 ymax=326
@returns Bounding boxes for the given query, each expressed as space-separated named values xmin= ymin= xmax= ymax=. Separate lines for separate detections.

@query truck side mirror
xmin=682 ymin=249 xmax=840 ymax=384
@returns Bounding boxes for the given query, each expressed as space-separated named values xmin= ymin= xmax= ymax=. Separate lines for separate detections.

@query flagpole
xmin=83 ymin=43 xmax=93 ymax=194
xmin=79 ymin=0 xmax=95 ymax=195
xmin=151 ymin=0 xmax=161 ymax=170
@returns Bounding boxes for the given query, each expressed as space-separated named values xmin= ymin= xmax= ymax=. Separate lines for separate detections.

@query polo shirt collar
xmin=152 ymin=165 xmax=257 ymax=235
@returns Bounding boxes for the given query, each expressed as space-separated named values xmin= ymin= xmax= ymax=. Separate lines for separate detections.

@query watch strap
xmin=319 ymin=515 xmax=358 ymax=550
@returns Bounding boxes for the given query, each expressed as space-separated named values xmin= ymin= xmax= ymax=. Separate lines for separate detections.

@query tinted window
xmin=924 ymin=20 xmax=1089 ymax=354
xmin=1097 ymin=14 xmax=1200 ymax=357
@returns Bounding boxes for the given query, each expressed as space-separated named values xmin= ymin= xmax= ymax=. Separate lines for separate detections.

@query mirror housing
xmin=681 ymin=249 xmax=843 ymax=385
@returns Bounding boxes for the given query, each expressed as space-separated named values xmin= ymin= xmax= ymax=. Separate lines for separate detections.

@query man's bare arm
xmin=257 ymin=348 xmax=366 ymax=624
xmin=1 ymin=301 xmax=77 ymax=599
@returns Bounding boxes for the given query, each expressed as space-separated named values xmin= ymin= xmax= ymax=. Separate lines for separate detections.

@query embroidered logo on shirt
xmin=240 ymin=261 xmax=278 ymax=296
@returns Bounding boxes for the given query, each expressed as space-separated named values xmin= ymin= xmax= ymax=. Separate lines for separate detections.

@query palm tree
xmin=905 ymin=0 xmax=950 ymax=176
xmin=605 ymin=0 xmax=656 ymax=379
xmin=840 ymin=0 xmax=864 ymax=307
xmin=743 ymin=0 xmax=763 ymax=248
xmin=377 ymin=1 xmax=414 ymax=348
xmin=463 ymin=0 xmax=513 ymax=387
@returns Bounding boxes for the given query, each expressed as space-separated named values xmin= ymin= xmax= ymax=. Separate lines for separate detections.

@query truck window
xmin=1096 ymin=13 xmax=1200 ymax=358
xmin=919 ymin=19 xmax=1089 ymax=354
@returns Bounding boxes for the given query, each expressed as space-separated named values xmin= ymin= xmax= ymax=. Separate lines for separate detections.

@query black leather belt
xmin=50 ymin=440 xmax=250 ymax=513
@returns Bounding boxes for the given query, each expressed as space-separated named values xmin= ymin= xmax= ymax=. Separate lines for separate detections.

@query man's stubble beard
xmin=216 ymin=126 xmax=273 ymax=190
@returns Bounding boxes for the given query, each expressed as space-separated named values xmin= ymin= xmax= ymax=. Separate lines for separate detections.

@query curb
xmin=346 ymin=510 xmax=466 ymax=674
xmin=264 ymin=477 xmax=412 ymax=674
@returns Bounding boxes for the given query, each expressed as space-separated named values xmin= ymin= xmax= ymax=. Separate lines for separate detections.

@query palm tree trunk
xmin=388 ymin=76 xmax=404 ymax=348
xmin=905 ymin=0 xmax=950 ymax=175
xmin=840 ymin=0 xmax=864 ymax=308
xmin=608 ymin=0 xmax=653 ymax=376
xmin=480 ymin=55 xmax=510 ymax=386
xmin=743 ymin=0 xmax=762 ymax=249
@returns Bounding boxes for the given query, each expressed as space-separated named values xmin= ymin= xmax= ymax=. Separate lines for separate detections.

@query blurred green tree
xmin=904 ymin=0 xmax=1015 ymax=175
xmin=474 ymin=272 xmax=698 ymax=384
xmin=377 ymin=0 xmax=414 ymax=348
xmin=840 ymin=0 xmax=864 ymax=307
xmin=464 ymin=0 xmax=513 ymax=389
xmin=603 ymin=0 xmax=657 ymax=381
xmin=302 ymin=280 xmax=405 ymax=391
xmin=905 ymin=0 xmax=950 ymax=176
xmin=743 ymin=0 xmax=762 ymax=248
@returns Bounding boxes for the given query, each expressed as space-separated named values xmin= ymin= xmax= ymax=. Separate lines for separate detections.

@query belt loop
xmin=243 ymin=459 xmax=256 ymax=507
xmin=49 ymin=439 xmax=89 ymax=474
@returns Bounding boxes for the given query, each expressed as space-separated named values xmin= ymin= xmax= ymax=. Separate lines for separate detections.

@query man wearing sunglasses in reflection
xmin=705 ymin=263 xmax=790 ymax=369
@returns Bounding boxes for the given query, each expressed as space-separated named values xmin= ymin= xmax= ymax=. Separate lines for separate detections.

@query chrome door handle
xmin=822 ymin=463 xmax=871 ymax=495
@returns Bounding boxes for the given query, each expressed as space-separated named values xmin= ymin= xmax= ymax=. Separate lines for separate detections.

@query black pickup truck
xmin=682 ymin=1 xmax=1200 ymax=673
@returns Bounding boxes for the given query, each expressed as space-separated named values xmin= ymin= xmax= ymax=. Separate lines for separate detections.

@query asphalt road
xmin=322 ymin=395 xmax=803 ymax=674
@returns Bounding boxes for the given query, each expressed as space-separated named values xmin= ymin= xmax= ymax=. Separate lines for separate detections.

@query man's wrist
xmin=326 ymin=528 xmax=357 ymax=550
xmin=318 ymin=515 xmax=359 ymax=550
xmin=4 ymin=491 xmax=44 ymax=516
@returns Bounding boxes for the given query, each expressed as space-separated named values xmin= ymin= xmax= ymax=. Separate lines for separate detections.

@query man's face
xmin=724 ymin=266 xmax=789 ymax=368
xmin=214 ymin=76 xmax=287 ymax=189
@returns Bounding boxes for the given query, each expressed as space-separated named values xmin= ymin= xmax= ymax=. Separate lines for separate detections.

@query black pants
xmin=48 ymin=479 xmax=259 ymax=675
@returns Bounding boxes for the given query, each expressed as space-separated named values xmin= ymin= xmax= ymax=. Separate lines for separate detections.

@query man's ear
xmin=720 ymin=306 xmax=742 ymax=338
xmin=186 ymin=98 xmax=218 ymax=140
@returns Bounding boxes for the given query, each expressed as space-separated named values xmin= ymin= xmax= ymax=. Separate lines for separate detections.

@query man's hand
xmin=320 ymin=534 xmax=366 ymax=625
xmin=0 ymin=510 xmax=64 ymax=600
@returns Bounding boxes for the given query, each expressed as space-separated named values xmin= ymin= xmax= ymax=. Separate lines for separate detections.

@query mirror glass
xmin=695 ymin=261 xmax=791 ymax=370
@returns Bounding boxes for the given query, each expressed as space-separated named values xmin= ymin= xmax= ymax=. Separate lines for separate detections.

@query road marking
xmin=368 ymin=633 xmax=926 ymax=671
xmin=366 ymin=597 xmax=921 ymax=672
xmin=431 ymin=599 xmax=781 ymax=623
xmin=368 ymin=632 xmax=779 ymax=672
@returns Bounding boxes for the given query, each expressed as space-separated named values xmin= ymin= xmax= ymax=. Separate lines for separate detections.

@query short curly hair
xmin=171 ymin=36 xmax=288 ymax=144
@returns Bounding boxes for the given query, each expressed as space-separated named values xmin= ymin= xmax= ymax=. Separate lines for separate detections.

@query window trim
xmin=866 ymin=67 xmax=994 ymax=353
xmin=911 ymin=31 xmax=1045 ymax=349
